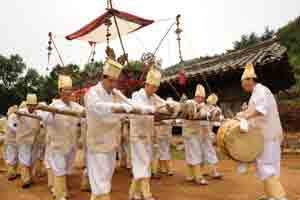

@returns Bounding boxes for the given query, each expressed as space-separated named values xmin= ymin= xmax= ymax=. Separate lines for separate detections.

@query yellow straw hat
xmin=241 ymin=63 xmax=257 ymax=81
xmin=195 ymin=84 xmax=206 ymax=97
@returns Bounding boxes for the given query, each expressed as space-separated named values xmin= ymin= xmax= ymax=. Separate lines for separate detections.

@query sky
xmin=0 ymin=0 xmax=299 ymax=74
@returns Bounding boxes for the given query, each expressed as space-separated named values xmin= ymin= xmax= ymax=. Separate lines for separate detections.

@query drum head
xmin=224 ymin=122 xmax=264 ymax=163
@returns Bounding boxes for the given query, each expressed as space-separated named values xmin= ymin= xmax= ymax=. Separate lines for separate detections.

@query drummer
xmin=236 ymin=63 xmax=287 ymax=200
xmin=182 ymin=84 xmax=208 ymax=185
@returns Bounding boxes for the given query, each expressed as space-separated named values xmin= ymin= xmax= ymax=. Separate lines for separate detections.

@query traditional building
xmin=158 ymin=38 xmax=295 ymax=116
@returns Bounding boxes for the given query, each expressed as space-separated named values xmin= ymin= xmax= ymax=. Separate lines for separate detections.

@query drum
xmin=217 ymin=119 xmax=264 ymax=163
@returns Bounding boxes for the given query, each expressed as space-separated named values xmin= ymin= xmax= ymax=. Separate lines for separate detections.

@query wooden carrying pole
xmin=15 ymin=111 xmax=42 ymax=121
xmin=36 ymin=105 xmax=86 ymax=118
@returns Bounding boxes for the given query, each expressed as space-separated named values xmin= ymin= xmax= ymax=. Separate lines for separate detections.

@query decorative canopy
xmin=66 ymin=8 xmax=154 ymax=43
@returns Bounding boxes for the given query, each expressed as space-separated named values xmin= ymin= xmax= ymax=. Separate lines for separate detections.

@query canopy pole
xmin=109 ymin=0 xmax=129 ymax=65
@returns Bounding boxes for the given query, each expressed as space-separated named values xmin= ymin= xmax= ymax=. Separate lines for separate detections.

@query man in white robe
xmin=182 ymin=84 xmax=208 ymax=185
xmin=42 ymin=75 xmax=84 ymax=200
xmin=32 ymin=114 xmax=47 ymax=178
xmin=42 ymin=100 xmax=56 ymax=193
xmin=14 ymin=94 xmax=41 ymax=188
xmin=155 ymin=120 xmax=174 ymax=176
xmin=202 ymin=93 xmax=223 ymax=179
xmin=129 ymin=67 xmax=164 ymax=200
xmin=79 ymin=117 xmax=91 ymax=192
xmin=4 ymin=105 xmax=19 ymax=180
xmin=85 ymin=59 xmax=132 ymax=200
xmin=237 ymin=63 xmax=287 ymax=200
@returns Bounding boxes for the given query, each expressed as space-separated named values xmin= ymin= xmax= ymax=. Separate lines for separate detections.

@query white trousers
xmin=18 ymin=144 xmax=33 ymax=167
xmin=32 ymin=144 xmax=46 ymax=164
xmin=201 ymin=134 xmax=218 ymax=165
xmin=158 ymin=139 xmax=171 ymax=161
xmin=256 ymin=140 xmax=281 ymax=180
xmin=184 ymin=136 xmax=203 ymax=165
xmin=44 ymin=146 xmax=51 ymax=169
xmin=131 ymin=141 xmax=152 ymax=179
xmin=49 ymin=146 xmax=77 ymax=176
xmin=87 ymin=150 xmax=116 ymax=196
xmin=5 ymin=144 xmax=18 ymax=165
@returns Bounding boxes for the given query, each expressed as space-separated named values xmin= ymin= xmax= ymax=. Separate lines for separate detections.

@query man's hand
xmin=165 ymin=102 xmax=175 ymax=114
xmin=236 ymin=112 xmax=246 ymax=119
xmin=121 ymin=104 xmax=133 ymax=113
xmin=239 ymin=118 xmax=249 ymax=133
xmin=112 ymin=105 xmax=125 ymax=113
xmin=143 ymin=106 xmax=156 ymax=114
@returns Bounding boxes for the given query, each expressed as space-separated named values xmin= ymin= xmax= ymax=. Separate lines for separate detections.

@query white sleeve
xmin=7 ymin=115 xmax=17 ymax=132
xmin=131 ymin=92 xmax=143 ymax=104
xmin=132 ymin=92 xmax=155 ymax=114
xmin=40 ymin=103 xmax=57 ymax=126
xmin=85 ymin=89 xmax=124 ymax=117
xmin=253 ymin=88 xmax=268 ymax=115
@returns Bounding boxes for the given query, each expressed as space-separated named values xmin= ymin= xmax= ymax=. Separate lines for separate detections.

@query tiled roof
xmin=162 ymin=38 xmax=287 ymax=82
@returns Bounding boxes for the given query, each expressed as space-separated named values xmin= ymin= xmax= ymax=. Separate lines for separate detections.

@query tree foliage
xmin=233 ymin=27 xmax=274 ymax=50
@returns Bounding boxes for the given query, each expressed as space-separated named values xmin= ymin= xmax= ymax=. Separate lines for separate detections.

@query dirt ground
xmin=0 ymin=155 xmax=299 ymax=200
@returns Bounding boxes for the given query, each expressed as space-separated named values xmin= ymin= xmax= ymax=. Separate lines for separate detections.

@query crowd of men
xmin=1 ymin=60 xmax=288 ymax=200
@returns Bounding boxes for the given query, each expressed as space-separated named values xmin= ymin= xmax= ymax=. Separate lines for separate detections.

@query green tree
xmin=14 ymin=68 xmax=44 ymax=101
xmin=0 ymin=54 xmax=27 ymax=114
xmin=261 ymin=26 xmax=275 ymax=40
xmin=0 ymin=54 xmax=26 ymax=89
xmin=233 ymin=32 xmax=260 ymax=50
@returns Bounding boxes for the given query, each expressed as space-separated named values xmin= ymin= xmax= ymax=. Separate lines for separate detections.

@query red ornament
xmin=178 ymin=65 xmax=186 ymax=86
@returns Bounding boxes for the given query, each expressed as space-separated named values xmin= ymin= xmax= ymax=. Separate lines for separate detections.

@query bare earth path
xmin=0 ymin=156 xmax=299 ymax=200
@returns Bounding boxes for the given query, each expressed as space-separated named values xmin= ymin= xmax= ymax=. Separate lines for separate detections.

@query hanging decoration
xmin=47 ymin=32 xmax=53 ymax=71
xmin=175 ymin=15 xmax=187 ymax=86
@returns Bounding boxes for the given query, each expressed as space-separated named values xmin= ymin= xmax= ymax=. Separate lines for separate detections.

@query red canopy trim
xmin=66 ymin=8 xmax=154 ymax=41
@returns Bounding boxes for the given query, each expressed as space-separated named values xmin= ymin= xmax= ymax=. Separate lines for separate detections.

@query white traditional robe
xmin=15 ymin=108 xmax=41 ymax=167
xmin=32 ymin=121 xmax=47 ymax=163
xmin=43 ymin=99 xmax=83 ymax=176
xmin=85 ymin=82 xmax=124 ymax=196
xmin=200 ymin=132 xmax=218 ymax=164
xmin=130 ymin=89 xmax=158 ymax=179
xmin=5 ymin=114 xmax=18 ymax=165
xmin=247 ymin=83 xmax=283 ymax=180
xmin=201 ymin=105 xmax=223 ymax=165
xmin=155 ymin=124 xmax=172 ymax=161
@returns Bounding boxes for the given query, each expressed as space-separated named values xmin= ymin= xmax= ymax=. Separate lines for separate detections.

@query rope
xmin=50 ymin=34 xmax=65 ymax=67
xmin=87 ymin=44 xmax=96 ymax=64
xmin=153 ymin=22 xmax=176 ymax=56
xmin=124 ymin=21 xmax=148 ymax=52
